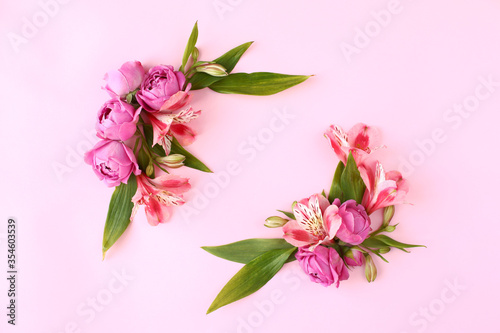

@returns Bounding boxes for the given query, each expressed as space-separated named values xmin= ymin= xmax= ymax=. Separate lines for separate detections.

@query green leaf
xmin=136 ymin=148 xmax=153 ymax=177
xmin=102 ymin=175 xmax=137 ymax=258
xmin=180 ymin=22 xmax=198 ymax=73
xmin=207 ymin=247 xmax=295 ymax=314
xmin=188 ymin=41 xmax=254 ymax=90
xmin=329 ymin=161 xmax=345 ymax=203
xmin=170 ymin=137 xmax=212 ymax=173
xmin=209 ymin=72 xmax=310 ymax=96
xmin=340 ymin=153 xmax=366 ymax=204
xmin=202 ymin=238 xmax=296 ymax=264
xmin=362 ymin=234 xmax=426 ymax=253
xmin=277 ymin=210 xmax=295 ymax=220
xmin=213 ymin=41 xmax=253 ymax=73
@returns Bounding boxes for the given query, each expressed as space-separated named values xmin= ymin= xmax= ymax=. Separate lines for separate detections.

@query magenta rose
xmin=344 ymin=248 xmax=365 ymax=267
xmin=333 ymin=199 xmax=371 ymax=245
xmin=136 ymin=65 xmax=186 ymax=112
xmin=103 ymin=61 xmax=145 ymax=97
xmin=96 ymin=98 xmax=141 ymax=141
xmin=84 ymin=140 xmax=141 ymax=187
xmin=296 ymin=246 xmax=349 ymax=287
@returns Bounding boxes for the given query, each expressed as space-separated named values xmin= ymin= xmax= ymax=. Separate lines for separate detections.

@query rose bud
xmin=296 ymin=246 xmax=349 ymax=287
xmin=84 ymin=140 xmax=141 ymax=187
xmin=136 ymin=65 xmax=187 ymax=112
xmin=333 ymin=199 xmax=372 ymax=245
xmin=96 ymin=98 xmax=140 ymax=141
xmin=103 ymin=61 xmax=145 ymax=97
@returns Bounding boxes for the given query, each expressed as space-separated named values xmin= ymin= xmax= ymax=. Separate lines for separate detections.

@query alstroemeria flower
xmin=283 ymin=194 xmax=342 ymax=249
xmin=131 ymin=174 xmax=191 ymax=226
xmin=144 ymin=91 xmax=200 ymax=154
xmin=362 ymin=161 xmax=408 ymax=214
xmin=324 ymin=123 xmax=381 ymax=164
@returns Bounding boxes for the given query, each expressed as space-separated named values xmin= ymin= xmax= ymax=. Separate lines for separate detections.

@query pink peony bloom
xmin=136 ymin=65 xmax=187 ymax=112
xmin=333 ymin=199 xmax=372 ymax=245
xmin=296 ymin=246 xmax=349 ymax=287
xmin=103 ymin=61 xmax=145 ymax=97
xmin=131 ymin=174 xmax=191 ymax=226
xmin=324 ymin=123 xmax=380 ymax=164
xmin=344 ymin=248 xmax=365 ymax=267
xmin=96 ymin=98 xmax=141 ymax=141
xmin=362 ymin=161 xmax=409 ymax=214
xmin=84 ymin=140 xmax=141 ymax=187
xmin=283 ymin=194 xmax=342 ymax=249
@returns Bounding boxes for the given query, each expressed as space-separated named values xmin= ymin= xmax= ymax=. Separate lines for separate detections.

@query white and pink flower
xmin=131 ymin=174 xmax=191 ymax=226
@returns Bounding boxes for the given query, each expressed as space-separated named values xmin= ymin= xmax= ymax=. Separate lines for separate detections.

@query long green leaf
xmin=340 ymin=153 xmax=366 ymax=204
xmin=102 ymin=175 xmax=137 ymax=258
xmin=202 ymin=238 xmax=296 ymax=264
xmin=207 ymin=247 xmax=295 ymax=314
xmin=180 ymin=22 xmax=198 ymax=72
xmin=170 ymin=137 xmax=212 ymax=173
xmin=329 ymin=161 xmax=345 ymax=203
xmin=189 ymin=41 xmax=254 ymax=90
xmin=362 ymin=234 xmax=425 ymax=253
xmin=209 ymin=72 xmax=310 ymax=96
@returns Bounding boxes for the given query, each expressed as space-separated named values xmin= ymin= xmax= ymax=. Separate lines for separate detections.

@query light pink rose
xmin=136 ymin=65 xmax=187 ymax=112
xmin=103 ymin=61 xmax=145 ymax=97
xmin=84 ymin=140 xmax=141 ymax=187
xmin=96 ymin=98 xmax=141 ymax=141
xmin=333 ymin=199 xmax=371 ymax=245
xmin=296 ymin=246 xmax=349 ymax=287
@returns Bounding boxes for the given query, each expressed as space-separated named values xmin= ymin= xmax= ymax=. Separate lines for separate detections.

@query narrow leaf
xmin=329 ymin=161 xmax=345 ymax=203
xmin=364 ymin=235 xmax=426 ymax=252
xmin=102 ymin=175 xmax=137 ymax=258
xmin=277 ymin=210 xmax=295 ymax=220
xmin=180 ymin=22 xmax=198 ymax=72
xmin=170 ymin=137 xmax=212 ymax=173
xmin=202 ymin=238 xmax=296 ymax=264
xmin=213 ymin=41 xmax=253 ymax=73
xmin=340 ymin=153 xmax=366 ymax=204
xmin=207 ymin=247 xmax=295 ymax=314
xmin=209 ymin=72 xmax=310 ymax=96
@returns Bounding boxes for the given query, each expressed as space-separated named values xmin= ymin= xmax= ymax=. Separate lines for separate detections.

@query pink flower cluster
xmin=84 ymin=61 xmax=198 ymax=225
xmin=282 ymin=123 xmax=408 ymax=287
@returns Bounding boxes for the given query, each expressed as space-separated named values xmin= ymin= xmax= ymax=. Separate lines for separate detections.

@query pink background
xmin=1 ymin=0 xmax=499 ymax=332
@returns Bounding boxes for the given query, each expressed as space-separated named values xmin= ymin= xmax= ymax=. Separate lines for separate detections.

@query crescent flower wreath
xmin=203 ymin=123 xmax=425 ymax=314
xmin=84 ymin=22 xmax=310 ymax=258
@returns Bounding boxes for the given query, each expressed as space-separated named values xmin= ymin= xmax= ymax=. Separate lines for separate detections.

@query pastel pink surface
xmin=1 ymin=0 xmax=500 ymax=332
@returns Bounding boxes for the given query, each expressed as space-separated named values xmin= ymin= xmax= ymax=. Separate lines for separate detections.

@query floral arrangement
xmin=84 ymin=22 xmax=309 ymax=258
xmin=203 ymin=123 xmax=424 ymax=313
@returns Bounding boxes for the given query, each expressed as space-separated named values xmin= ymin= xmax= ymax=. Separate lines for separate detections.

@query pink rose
xmin=84 ymin=140 xmax=141 ymax=187
xmin=344 ymin=248 xmax=365 ymax=266
xmin=103 ymin=61 xmax=145 ymax=97
xmin=96 ymin=98 xmax=141 ymax=141
xmin=334 ymin=199 xmax=371 ymax=245
xmin=296 ymin=246 xmax=349 ymax=287
xmin=136 ymin=65 xmax=187 ymax=112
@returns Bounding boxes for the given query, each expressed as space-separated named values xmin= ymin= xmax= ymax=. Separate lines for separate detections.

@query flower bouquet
xmin=203 ymin=123 xmax=424 ymax=313
xmin=84 ymin=22 xmax=310 ymax=258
